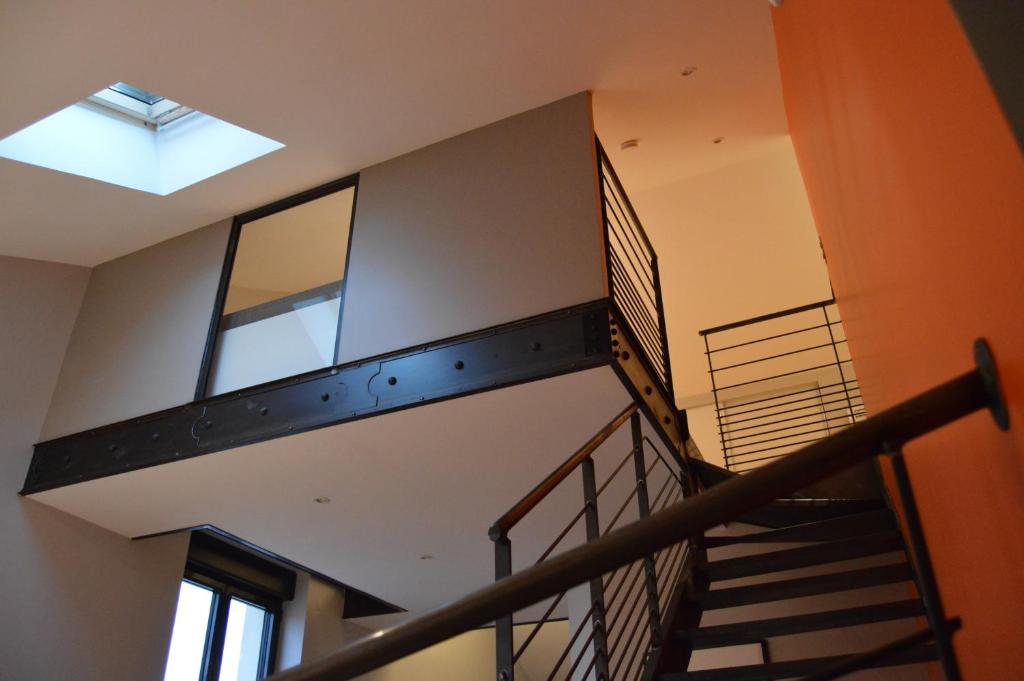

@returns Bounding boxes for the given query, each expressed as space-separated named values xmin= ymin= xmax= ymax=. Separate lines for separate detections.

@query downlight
xmin=0 ymin=81 xmax=284 ymax=195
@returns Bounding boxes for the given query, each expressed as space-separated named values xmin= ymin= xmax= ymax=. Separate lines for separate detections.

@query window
xmin=86 ymin=82 xmax=196 ymax=130
xmin=163 ymin=533 xmax=295 ymax=681
xmin=200 ymin=177 xmax=357 ymax=397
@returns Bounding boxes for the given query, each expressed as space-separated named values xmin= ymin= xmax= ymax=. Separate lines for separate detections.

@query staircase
xmin=658 ymin=498 xmax=937 ymax=680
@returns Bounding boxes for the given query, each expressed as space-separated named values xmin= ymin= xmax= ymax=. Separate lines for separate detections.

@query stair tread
xmin=699 ymin=563 xmax=914 ymax=610
xmin=705 ymin=531 xmax=904 ymax=581
xmin=738 ymin=499 xmax=886 ymax=529
xmin=704 ymin=509 xmax=895 ymax=547
xmin=661 ymin=644 xmax=937 ymax=681
xmin=677 ymin=599 xmax=925 ymax=648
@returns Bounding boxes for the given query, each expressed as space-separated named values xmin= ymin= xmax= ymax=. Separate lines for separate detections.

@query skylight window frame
xmin=85 ymin=85 xmax=195 ymax=130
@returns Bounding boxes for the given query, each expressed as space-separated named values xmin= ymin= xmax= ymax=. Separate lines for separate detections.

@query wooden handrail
xmin=488 ymin=403 xmax=638 ymax=539
xmin=269 ymin=361 xmax=1002 ymax=681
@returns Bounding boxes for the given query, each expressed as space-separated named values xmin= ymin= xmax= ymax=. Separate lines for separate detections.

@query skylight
xmin=0 ymin=82 xmax=284 ymax=195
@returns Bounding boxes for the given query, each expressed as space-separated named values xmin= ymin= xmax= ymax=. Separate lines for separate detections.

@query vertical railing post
xmin=823 ymin=304 xmax=857 ymax=423
xmin=493 ymin=535 xmax=514 ymax=681
xmin=884 ymin=446 xmax=962 ymax=681
xmin=703 ymin=333 xmax=729 ymax=469
xmin=631 ymin=413 xmax=663 ymax=647
xmin=651 ymin=255 xmax=674 ymax=403
xmin=581 ymin=457 xmax=610 ymax=681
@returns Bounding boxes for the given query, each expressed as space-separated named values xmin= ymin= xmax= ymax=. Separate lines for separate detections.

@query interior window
xmin=205 ymin=183 xmax=356 ymax=396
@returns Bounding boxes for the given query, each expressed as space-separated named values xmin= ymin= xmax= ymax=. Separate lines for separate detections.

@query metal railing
xmin=699 ymin=299 xmax=864 ymax=472
xmin=597 ymin=139 xmax=674 ymax=401
xmin=268 ymin=340 xmax=1007 ymax=681
xmin=488 ymin=404 xmax=689 ymax=681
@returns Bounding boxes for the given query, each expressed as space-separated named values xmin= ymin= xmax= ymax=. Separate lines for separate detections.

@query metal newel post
xmin=581 ymin=457 xmax=611 ymax=681
xmin=493 ymin=535 xmax=514 ymax=681
xmin=631 ymin=413 xmax=663 ymax=646
xmin=885 ymin=447 xmax=962 ymax=681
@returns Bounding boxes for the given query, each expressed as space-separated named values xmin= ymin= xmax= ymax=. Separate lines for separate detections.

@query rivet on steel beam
xmin=621 ymin=351 xmax=630 ymax=360
xmin=388 ymin=376 xmax=397 ymax=386
xmin=321 ymin=392 xmax=330 ymax=402
xmin=454 ymin=360 xmax=465 ymax=370
xmin=644 ymin=386 xmax=652 ymax=395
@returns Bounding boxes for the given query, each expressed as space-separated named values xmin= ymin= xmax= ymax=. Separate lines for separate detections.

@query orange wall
xmin=771 ymin=1 xmax=1024 ymax=678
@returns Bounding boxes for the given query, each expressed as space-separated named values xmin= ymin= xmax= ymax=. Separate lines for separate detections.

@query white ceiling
xmin=30 ymin=368 xmax=679 ymax=617
xmin=0 ymin=0 xmax=786 ymax=267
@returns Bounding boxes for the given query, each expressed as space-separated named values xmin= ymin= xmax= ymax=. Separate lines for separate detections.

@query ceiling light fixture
xmin=681 ymin=66 xmax=697 ymax=76
xmin=314 ymin=496 xmax=331 ymax=504
xmin=713 ymin=137 xmax=724 ymax=144
xmin=419 ymin=554 xmax=433 ymax=560
xmin=620 ymin=139 xmax=639 ymax=151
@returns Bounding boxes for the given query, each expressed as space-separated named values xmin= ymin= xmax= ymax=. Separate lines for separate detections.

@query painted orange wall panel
xmin=772 ymin=1 xmax=1024 ymax=678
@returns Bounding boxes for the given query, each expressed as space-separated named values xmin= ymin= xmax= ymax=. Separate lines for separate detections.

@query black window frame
xmin=181 ymin=565 xmax=282 ymax=681
xmin=194 ymin=173 xmax=361 ymax=400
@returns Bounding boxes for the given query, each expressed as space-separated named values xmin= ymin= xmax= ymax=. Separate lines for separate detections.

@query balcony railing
xmin=597 ymin=139 xmax=674 ymax=402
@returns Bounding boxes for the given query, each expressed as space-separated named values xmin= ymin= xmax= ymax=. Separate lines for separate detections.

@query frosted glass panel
xmin=207 ymin=186 xmax=355 ymax=396
xmin=163 ymin=581 xmax=215 ymax=681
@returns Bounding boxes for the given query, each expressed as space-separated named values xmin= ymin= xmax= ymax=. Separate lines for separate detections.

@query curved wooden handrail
xmin=488 ymin=403 xmax=638 ymax=539
xmin=268 ymin=359 xmax=1002 ymax=681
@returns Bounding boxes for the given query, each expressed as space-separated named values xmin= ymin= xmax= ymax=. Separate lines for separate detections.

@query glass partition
xmin=205 ymin=181 xmax=355 ymax=396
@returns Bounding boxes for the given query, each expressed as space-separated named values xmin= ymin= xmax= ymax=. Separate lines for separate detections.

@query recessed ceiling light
xmin=419 ymin=554 xmax=433 ymax=560
xmin=314 ymin=496 xmax=331 ymax=504
xmin=681 ymin=66 xmax=697 ymax=76
xmin=620 ymin=139 xmax=639 ymax=151
xmin=713 ymin=137 xmax=725 ymax=144
xmin=0 ymin=81 xmax=284 ymax=195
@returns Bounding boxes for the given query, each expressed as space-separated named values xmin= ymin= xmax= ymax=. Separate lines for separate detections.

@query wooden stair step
xmin=677 ymin=599 xmax=925 ymax=649
xmin=659 ymin=644 xmax=937 ymax=681
xmin=699 ymin=563 xmax=914 ymax=610
xmin=704 ymin=509 xmax=895 ymax=547
xmin=705 ymin=531 xmax=904 ymax=581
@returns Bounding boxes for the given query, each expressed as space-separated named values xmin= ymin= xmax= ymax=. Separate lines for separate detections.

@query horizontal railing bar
xmin=598 ymin=145 xmax=656 ymax=257
xmin=268 ymin=366 xmax=991 ymax=681
xmin=610 ymin=597 xmax=649 ymax=677
xmin=559 ymin=623 xmax=596 ymax=681
xmin=609 ymin=252 xmax=660 ymax=325
xmin=606 ymin=567 xmax=648 ymax=655
xmin=723 ymin=406 xmax=864 ymax=440
xmin=719 ymin=388 xmax=861 ymax=422
xmin=602 ymin=171 xmax=654 ymax=260
xmin=698 ymin=298 xmax=836 ymax=336
xmin=570 ymin=641 xmax=598 ymax=681
xmin=711 ymin=341 xmax=847 ymax=372
xmin=534 ymin=506 xmax=587 ymax=566
xmin=490 ymin=404 xmax=638 ymax=537
xmin=726 ymin=436 xmax=836 ymax=458
xmin=602 ymin=463 xmax=658 ymax=538
xmin=714 ymin=379 xmax=858 ymax=412
xmin=609 ymin=268 xmax=663 ymax=355
xmin=603 ymin=560 xmax=644 ymax=616
xmin=714 ymin=361 xmax=852 ymax=392
xmin=726 ymin=424 xmax=857 ymax=451
xmin=605 ymin=201 xmax=656 ymax=284
xmin=609 ymin=300 xmax=671 ymax=390
xmin=704 ymin=321 xmax=842 ymax=355
xmin=608 ymin=231 xmax=658 ymax=308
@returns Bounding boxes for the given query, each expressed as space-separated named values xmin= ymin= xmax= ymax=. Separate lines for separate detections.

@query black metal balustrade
xmin=699 ymin=299 xmax=864 ymax=472
xmin=597 ymin=139 xmax=674 ymax=403
xmin=488 ymin=404 xmax=689 ymax=681
xmin=267 ymin=339 xmax=1007 ymax=681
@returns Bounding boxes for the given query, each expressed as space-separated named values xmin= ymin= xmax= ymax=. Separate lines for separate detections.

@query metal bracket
xmin=974 ymin=338 xmax=1009 ymax=431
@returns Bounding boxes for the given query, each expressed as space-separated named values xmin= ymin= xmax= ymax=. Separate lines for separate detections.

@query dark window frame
xmin=194 ymin=173 xmax=360 ymax=400
xmin=180 ymin=563 xmax=283 ymax=681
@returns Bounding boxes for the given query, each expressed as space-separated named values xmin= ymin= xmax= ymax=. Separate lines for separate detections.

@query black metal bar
xmin=606 ymin=564 xmax=647 ymax=655
xmin=651 ymin=256 xmax=675 ymax=402
xmin=712 ymin=341 xmax=845 ymax=373
xmin=597 ymin=144 xmax=656 ymax=257
xmin=609 ymin=253 xmax=662 ymax=348
xmin=721 ymin=392 xmax=863 ymax=428
xmin=605 ymin=202 xmax=656 ymax=287
xmin=609 ymin=597 xmax=649 ymax=679
xmin=713 ymin=360 xmax=852 ymax=393
xmin=512 ymin=591 xmax=565 ymax=664
xmin=698 ymin=298 xmax=836 ymax=336
xmin=632 ymin=414 xmax=663 ymax=647
xmin=703 ymin=322 xmax=841 ymax=355
xmin=887 ymin=449 xmax=962 ymax=681
xmin=267 ymin=362 xmax=997 ymax=681
xmin=703 ymin=333 xmax=729 ymax=468
xmin=724 ymin=419 xmax=861 ymax=448
xmin=534 ymin=506 xmax=587 ymax=566
xmin=607 ymin=229 xmax=658 ymax=310
xmin=641 ymin=436 xmax=684 ymax=485
xmin=713 ymin=379 xmax=858 ymax=413
xmin=798 ymin=619 xmax=960 ymax=681
xmin=544 ymin=606 xmax=594 ymax=681
xmin=725 ymin=437 xmax=835 ymax=460
xmin=603 ymin=560 xmax=643 ymax=616
xmin=494 ymin=537 xmax=514 ymax=681
xmin=602 ymin=460 xmax=657 ymax=537
xmin=823 ymin=305 xmax=859 ymax=422
xmin=581 ymin=457 xmax=610 ymax=681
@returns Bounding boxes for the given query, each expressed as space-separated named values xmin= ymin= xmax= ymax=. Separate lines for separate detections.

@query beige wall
xmin=41 ymin=219 xmax=230 ymax=439
xmin=0 ymin=255 xmax=190 ymax=681
xmin=338 ymin=92 xmax=604 ymax=362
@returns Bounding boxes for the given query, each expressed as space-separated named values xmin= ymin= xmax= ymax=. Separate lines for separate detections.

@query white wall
xmin=0 ymin=255 xmax=190 ymax=681
xmin=339 ymin=92 xmax=604 ymax=362
xmin=41 ymin=219 xmax=230 ymax=438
